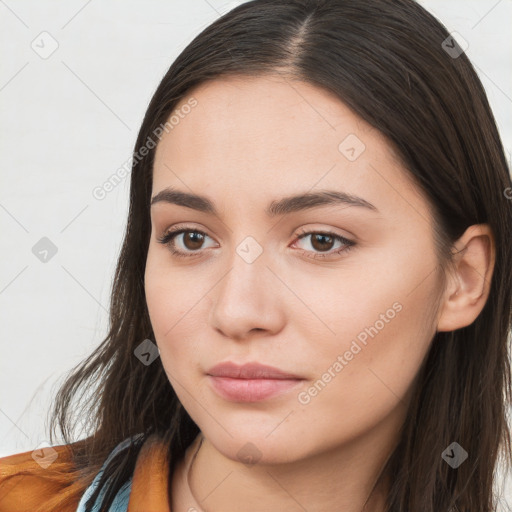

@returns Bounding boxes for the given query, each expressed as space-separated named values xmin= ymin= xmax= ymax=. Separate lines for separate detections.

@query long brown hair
xmin=44 ymin=0 xmax=512 ymax=510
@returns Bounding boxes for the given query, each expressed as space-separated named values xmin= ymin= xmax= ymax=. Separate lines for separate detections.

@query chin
xmin=199 ymin=423 xmax=316 ymax=466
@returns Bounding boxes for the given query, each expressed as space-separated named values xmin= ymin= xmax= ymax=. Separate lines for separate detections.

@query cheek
xmin=296 ymin=243 xmax=440 ymax=433
xmin=144 ymin=249 xmax=210 ymax=378
xmin=145 ymin=245 xmax=198 ymax=328
xmin=287 ymin=233 xmax=439 ymax=348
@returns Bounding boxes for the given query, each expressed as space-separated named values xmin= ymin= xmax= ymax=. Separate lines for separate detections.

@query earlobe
xmin=436 ymin=224 xmax=495 ymax=332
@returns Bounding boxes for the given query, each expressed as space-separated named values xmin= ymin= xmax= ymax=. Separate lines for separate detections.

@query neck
xmin=184 ymin=418 xmax=399 ymax=512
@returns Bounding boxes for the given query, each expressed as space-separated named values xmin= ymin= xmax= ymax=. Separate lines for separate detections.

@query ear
xmin=436 ymin=224 xmax=495 ymax=332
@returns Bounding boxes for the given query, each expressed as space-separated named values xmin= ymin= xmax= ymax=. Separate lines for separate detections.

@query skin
xmin=144 ymin=74 xmax=495 ymax=512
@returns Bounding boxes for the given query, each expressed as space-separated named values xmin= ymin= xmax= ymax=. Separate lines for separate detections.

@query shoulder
xmin=0 ymin=434 xmax=148 ymax=512
xmin=0 ymin=442 xmax=84 ymax=512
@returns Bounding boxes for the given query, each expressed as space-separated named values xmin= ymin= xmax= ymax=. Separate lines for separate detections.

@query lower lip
xmin=207 ymin=376 xmax=303 ymax=402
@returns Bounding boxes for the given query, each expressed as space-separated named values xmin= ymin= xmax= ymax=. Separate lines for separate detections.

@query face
xmin=144 ymin=74 xmax=445 ymax=464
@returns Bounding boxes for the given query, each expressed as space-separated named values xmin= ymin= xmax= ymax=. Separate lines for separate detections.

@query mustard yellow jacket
xmin=0 ymin=434 xmax=171 ymax=511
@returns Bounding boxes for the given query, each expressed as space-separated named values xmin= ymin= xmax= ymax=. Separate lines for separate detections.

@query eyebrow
xmin=150 ymin=187 xmax=378 ymax=216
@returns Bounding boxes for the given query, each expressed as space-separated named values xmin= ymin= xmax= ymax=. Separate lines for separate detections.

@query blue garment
xmin=75 ymin=434 xmax=144 ymax=512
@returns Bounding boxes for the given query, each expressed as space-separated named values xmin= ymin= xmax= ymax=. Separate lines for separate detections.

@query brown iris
xmin=309 ymin=233 xmax=335 ymax=252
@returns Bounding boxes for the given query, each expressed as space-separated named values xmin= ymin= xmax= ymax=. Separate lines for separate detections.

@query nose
xmin=208 ymin=249 xmax=285 ymax=341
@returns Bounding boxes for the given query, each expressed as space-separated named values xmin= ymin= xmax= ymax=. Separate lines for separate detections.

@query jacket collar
xmin=75 ymin=433 xmax=171 ymax=512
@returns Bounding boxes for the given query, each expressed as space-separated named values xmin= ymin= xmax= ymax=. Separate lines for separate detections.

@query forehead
xmin=155 ymin=74 xmax=376 ymax=169
xmin=151 ymin=75 xmax=432 ymax=223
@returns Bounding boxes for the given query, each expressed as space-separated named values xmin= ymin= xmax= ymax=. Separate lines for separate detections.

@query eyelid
xmin=159 ymin=223 xmax=353 ymax=241
xmin=295 ymin=225 xmax=354 ymax=241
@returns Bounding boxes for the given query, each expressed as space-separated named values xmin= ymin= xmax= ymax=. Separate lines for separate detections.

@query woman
xmin=1 ymin=0 xmax=511 ymax=511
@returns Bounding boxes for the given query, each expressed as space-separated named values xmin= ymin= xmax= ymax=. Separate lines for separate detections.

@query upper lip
xmin=206 ymin=361 xmax=303 ymax=380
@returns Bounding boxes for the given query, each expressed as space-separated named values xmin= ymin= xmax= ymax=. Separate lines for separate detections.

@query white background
xmin=1 ymin=0 xmax=511 ymax=506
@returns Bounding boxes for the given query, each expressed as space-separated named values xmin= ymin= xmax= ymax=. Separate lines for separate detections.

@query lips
xmin=206 ymin=361 xmax=305 ymax=402
xmin=206 ymin=361 xmax=303 ymax=380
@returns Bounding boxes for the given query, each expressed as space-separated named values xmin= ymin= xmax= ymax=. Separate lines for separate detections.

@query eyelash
xmin=156 ymin=226 xmax=355 ymax=260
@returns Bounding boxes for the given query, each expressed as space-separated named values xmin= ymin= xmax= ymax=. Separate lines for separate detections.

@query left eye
xmin=292 ymin=230 xmax=355 ymax=259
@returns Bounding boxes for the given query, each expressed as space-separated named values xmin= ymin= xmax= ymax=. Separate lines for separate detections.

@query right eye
xmin=157 ymin=227 xmax=218 ymax=258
